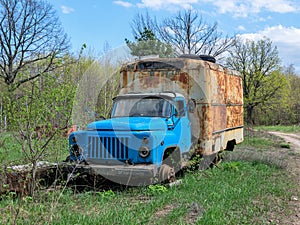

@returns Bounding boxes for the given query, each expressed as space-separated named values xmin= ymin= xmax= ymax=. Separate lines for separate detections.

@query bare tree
xmin=130 ymin=12 xmax=158 ymax=41
xmin=0 ymin=0 xmax=69 ymax=90
xmin=158 ymin=10 xmax=235 ymax=57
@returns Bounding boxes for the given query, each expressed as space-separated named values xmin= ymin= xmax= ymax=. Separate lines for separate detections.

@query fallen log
xmin=0 ymin=161 xmax=58 ymax=197
xmin=0 ymin=162 xmax=107 ymax=197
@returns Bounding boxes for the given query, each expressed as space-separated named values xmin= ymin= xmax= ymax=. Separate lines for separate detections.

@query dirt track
xmin=268 ymin=132 xmax=300 ymax=225
xmin=269 ymin=132 xmax=300 ymax=152
xmin=269 ymin=132 xmax=300 ymax=184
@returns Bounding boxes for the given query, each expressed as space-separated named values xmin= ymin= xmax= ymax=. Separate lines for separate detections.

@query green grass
xmin=0 ymin=132 xmax=69 ymax=165
xmin=0 ymin=161 xmax=294 ymax=225
xmin=240 ymin=136 xmax=276 ymax=149
xmin=255 ymin=125 xmax=300 ymax=133
xmin=242 ymin=125 xmax=299 ymax=150
xmin=0 ymin=133 xmax=23 ymax=164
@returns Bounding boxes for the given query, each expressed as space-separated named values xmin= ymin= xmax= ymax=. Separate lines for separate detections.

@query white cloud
xmin=133 ymin=0 xmax=299 ymax=15
xmin=258 ymin=16 xmax=272 ymax=22
xmin=61 ymin=5 xmax=74 ymax=14
xmin=239 ymin=25 xmax=300 ymax=72
xmin=237 ymin=25 xmax=246 ymax=31
xmin=113 ymin=1 xmax=134 ymax=8
xmin=203 ymin=0 xmax=299 ymax=17
xmin=137 ymin=0 xmax=198 ymax=10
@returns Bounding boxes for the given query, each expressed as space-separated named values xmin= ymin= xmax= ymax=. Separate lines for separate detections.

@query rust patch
xmin=225 ymin=75 xmax=243 ymax=105
xmin=212 ymin=105 xmax=227 ymax=132
xmin=226 ymin=105 xmax=244 ymax=128
xmin=122 ymin=71 xmax=128 ymax=88
xmin=200 ymin=105 xmax=212 ymax=140
xmin=170 ymin=72 xmax=189 ymax=85
xmin=215 ymin=70 xmax=226 ymax=104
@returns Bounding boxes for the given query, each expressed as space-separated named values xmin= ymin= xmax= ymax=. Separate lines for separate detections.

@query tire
xmin=199 ymin=55 xmax=216 ymax=63
xmin=178 ymin=54 xmax=216 ymax=63
xmin=159 ymin=164 xmax=175 ymax=183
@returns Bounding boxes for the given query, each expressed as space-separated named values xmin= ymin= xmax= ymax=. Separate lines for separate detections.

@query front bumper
xmin=90 ymin=163 xmax=158 ymax=177
xmin=88 ymin=163 xmax=159 ymax=186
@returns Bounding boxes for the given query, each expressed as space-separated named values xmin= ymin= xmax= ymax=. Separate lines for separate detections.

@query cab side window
xmin=175 ymin=100 xmax=185 ymax=117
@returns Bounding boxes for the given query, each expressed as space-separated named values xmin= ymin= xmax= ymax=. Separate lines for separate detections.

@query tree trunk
xmin=246 ymin=105 xmax=255 ymax=125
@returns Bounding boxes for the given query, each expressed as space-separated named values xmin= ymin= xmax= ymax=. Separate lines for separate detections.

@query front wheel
xmin=159 ymin=164 xmax=175 ymax=183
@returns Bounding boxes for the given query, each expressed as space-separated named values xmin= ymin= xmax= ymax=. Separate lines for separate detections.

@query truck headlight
xmin=142 ymin=137 xmax=149 ymax=144
xmin=139 ymin=146 xmax=150 ymax=158
xmin=72 ymin=136 xmax=77 ymax=143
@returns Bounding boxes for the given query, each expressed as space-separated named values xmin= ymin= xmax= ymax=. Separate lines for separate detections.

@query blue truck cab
xmin=69 ymin=92 xmax=192 ymax=184
xmin=68 ymin=55 xmax=244 ymax=185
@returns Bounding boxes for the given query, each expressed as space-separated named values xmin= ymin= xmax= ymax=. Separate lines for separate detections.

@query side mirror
xmin=188 ymin=99 xmax=196 ymax=113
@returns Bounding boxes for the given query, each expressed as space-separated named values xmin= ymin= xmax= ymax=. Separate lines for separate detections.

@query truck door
xmin=174 ymin=99 xmax=192 ymax=153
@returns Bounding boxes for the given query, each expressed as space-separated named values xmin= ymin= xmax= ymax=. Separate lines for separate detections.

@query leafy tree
xmin=3 ymin=52 xmax=84 ymax=196
xmin=125 ymin=27 xmax=174 ymax=57
xmin=0 ymin=0 xmax=69 ymax=90
xmin=254 ymin=65 xmax=300 ymax=125
xmin=226 ymin=38 xmax=283 ymax=125
xmin=284 ymin=65 xmax=300 ymax=124
xmin=253 ymin=70 xmax=290 ymax=125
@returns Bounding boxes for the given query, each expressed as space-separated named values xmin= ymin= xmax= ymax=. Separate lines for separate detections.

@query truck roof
xmin=120 ymin=55 xmax=240 ymax=77
xmin=114 ymin=92 xmax=185 ymax=100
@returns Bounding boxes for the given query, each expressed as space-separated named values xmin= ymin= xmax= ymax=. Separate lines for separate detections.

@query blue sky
xmin=50 ymin=0 xmax=300 ymax=73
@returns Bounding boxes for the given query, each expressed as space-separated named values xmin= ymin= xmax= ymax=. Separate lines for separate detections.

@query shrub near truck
xmin=68 ymin=55 xmax=244 ymax=185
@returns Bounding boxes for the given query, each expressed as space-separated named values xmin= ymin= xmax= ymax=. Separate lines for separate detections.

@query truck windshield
xmin=112 ymin=97 xmax=172 ymax=118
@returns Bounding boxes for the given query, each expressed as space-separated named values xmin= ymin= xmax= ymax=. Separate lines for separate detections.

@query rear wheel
xmin=159 ymin=164 xmax=175 ymax=183
xmin=198 ymin=152 xmax=224 ymax=170
xmin=226 ymin=140 xmax=236 ymax=151
xmin=211 ymin=152 xmax=224 ymax=167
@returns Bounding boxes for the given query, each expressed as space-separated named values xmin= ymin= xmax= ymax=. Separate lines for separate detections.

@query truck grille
xmin=88 ymin=136 xmax=129 ymax=160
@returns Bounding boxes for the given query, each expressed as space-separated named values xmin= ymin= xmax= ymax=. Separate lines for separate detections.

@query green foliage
xmin=221 ymin=161 xmax=241 ymax=171
xmin=254 ymin=69 xmax=299 ymax=125
xmin=133 ymin=27 xmax=156 ymax=42
xmin=96 ymin=190 xmax=116 ymax=198
xmin=285 ymin=66 xmax=300 ymax=124
xmin=148 ymin=184 xmax=168 ymax=195
xmin=125 ymin=27 xmax=174 ymax=57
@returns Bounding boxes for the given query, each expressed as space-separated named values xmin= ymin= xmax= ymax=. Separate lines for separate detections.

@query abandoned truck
xmin=68 ymin=54 xmax=244 ymax=185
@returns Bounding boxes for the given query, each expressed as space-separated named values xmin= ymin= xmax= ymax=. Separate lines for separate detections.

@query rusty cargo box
xmin=119 ymin=57 xmax=243 ymax=155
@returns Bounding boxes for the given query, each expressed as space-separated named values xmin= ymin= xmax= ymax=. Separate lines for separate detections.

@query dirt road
xmin=269 ymin=131 xmax=300 ymax=184
xmin=269 ymin=132 xmax=300 ymax=153
xmin=268 ymin=132 xmax=300 ymax=225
